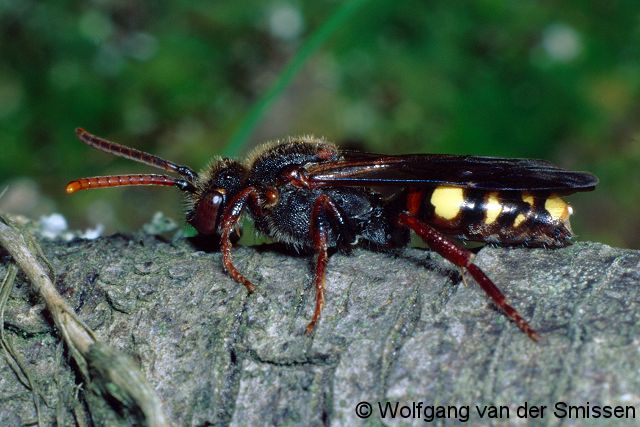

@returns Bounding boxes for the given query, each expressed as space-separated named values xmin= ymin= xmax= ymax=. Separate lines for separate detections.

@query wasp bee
xmin=67 ymin=129 xmax=598 ymax=340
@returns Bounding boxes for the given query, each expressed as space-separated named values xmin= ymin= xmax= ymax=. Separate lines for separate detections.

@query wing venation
xmin=305 ymin=152 xmax=598 ymax=192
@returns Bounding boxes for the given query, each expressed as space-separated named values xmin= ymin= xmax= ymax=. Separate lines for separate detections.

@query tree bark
xmin=1 ymin=228 xmax=638 ymax=426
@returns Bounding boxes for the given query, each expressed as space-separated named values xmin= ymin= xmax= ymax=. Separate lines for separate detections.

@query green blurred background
xmin=0 ymin=1 xmax=638 ymax=248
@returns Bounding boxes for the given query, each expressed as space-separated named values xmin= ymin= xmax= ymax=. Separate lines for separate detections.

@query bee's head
xmin=186 ymin=158 xmax=247 ymax=237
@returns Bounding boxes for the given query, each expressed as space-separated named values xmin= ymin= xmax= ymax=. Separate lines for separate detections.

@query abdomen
xmin=405 ymin=186 xmax=575 ymax=247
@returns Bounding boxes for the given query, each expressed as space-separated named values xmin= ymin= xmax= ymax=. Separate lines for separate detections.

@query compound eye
xmin=190 ymin=189 xmax=226 ymax=235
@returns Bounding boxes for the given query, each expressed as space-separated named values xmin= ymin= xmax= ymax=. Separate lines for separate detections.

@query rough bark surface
xmin=0 ymin=232 xmax=638 ymax=426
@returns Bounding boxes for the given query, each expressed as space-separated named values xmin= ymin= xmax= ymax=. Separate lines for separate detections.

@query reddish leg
xmin=306 ymin=229 xmax=328 ymax=334
xmin=220 ymin=187 xmax=261 ymax=293
xmin=398 ymin=213 xmax=539 ymax=341
xmin=305 ymin=195 xmax=342 ymax=334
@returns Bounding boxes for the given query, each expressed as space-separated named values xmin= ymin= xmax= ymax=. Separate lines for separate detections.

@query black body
xmin=188 ymin=138 xmax=595 ymax=250
xmin=244 ymin=140 xmax=402 ymax=251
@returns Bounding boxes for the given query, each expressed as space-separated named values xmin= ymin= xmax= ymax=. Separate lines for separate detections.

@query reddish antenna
xmin=66 ymin=129 xmax=197 ymax=194
xmin=65 ymin=174 xmax=191 ymax=194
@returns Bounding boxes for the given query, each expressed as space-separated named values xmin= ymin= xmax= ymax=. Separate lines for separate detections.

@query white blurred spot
xmin=39 ymin=213 xmax=104 ymax=240
xmin=541 ymin=23 xmax=582 ymax=63
xmin=39 ymin=213 xmax=68 ymax=239
xmin=79 ymin=224 xmax=104 ymax=240
xmin=143 ymin=211 xmax=178 ymax=235
xmin=268 ymin=4 xmax=304 ymax=41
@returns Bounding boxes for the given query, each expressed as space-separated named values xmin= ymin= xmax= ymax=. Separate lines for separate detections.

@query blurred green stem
xmin=223 ymin=0 xmax=370 ymax=157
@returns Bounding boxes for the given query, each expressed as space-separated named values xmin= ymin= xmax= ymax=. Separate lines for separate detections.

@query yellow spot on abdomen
xmin=431 ymin=186 xmax=464 ymax=220
xmin=484 ymin=193 xmax=502 ymax=224
xmin=513 ymin=213 xmax=527 ymax=227
xmin=522 ymin=193 xmax=535 ymax=206
xmin=511 ymin=193 xmax=535 ymax=226
xmin=545 ymin=196 xmax=571 ymax=222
